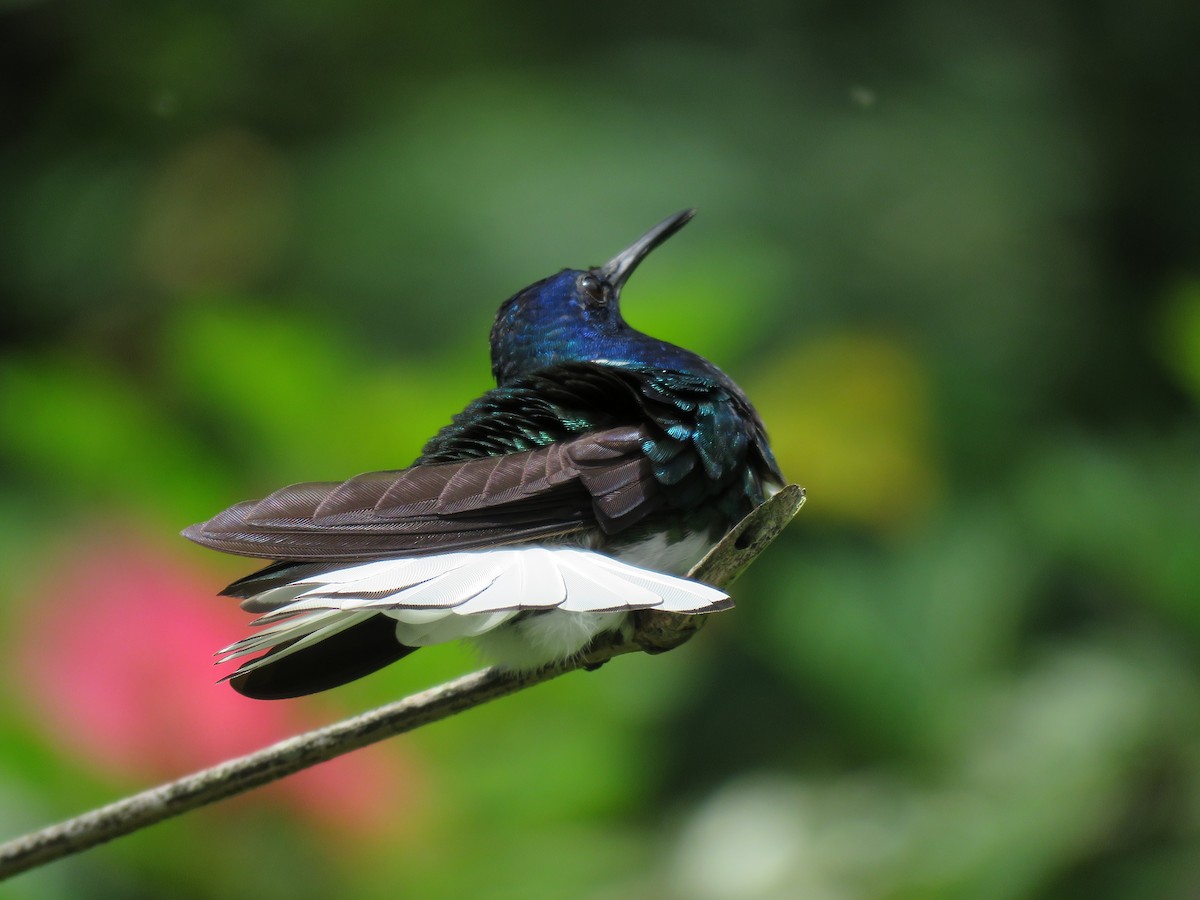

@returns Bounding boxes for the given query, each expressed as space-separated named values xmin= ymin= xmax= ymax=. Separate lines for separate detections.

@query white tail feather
xmin=222 ymin=546 xmax=731 ymax=674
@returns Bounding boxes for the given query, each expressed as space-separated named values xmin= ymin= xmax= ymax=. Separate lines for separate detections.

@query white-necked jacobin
xmin=184 ymin=210 xmax=786 ymax=699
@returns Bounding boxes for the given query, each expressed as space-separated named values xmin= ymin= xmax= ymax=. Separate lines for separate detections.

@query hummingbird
xmin=184 ymin=210 xmax=785 ymax=699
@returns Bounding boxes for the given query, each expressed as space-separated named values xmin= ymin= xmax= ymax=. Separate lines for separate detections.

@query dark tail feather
xmin=221 ymin=561 xmax=341 ymax=605
xmin=228 ymin=615 xmax=418 ymax=700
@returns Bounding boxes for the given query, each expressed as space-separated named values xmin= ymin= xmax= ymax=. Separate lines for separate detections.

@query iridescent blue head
xmin=491 ymin=210 xmax=722 ymax=384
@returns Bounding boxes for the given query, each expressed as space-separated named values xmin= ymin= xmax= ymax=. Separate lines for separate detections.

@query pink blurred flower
xmin=8 ymin=525 xmax=424 ymax=835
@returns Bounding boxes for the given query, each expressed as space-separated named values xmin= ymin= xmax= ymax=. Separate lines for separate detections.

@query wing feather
xmin=183 ymin=426 xmax=652 ymax=561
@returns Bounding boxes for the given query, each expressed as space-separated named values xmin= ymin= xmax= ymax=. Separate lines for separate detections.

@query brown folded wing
xmin=182 ymin=425 xmax=662 ymax=562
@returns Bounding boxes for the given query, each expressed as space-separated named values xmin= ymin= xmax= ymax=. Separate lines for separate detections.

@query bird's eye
xmin=578 ymin=274 xmax=608 ymax=306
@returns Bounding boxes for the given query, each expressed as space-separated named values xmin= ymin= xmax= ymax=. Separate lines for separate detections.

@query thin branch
xmin=0 ymin=485 xmax=804 ymax=882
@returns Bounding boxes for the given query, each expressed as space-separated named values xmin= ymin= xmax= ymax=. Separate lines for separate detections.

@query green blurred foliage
xmin=1 ymin=0 xmax=1198 ymax=897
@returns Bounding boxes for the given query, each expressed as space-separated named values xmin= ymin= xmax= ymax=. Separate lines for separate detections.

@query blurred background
xmin=1 ymin=1 xmax=1198 ymax=897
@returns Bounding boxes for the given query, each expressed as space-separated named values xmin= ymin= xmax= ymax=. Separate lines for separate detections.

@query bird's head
xmin=490 ymin=209 xmax=697 ymax=384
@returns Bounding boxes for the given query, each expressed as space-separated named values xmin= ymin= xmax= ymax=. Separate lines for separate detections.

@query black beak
xmin=598 ymin=209 xmax=696 ymax=291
